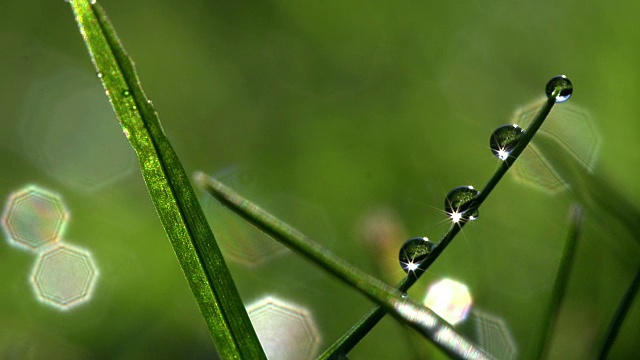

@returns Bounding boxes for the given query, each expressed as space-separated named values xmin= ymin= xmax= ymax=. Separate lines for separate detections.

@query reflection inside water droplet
xmin=444 ymin=186 xmax=479 ymax=223
xmin=399 ymin=237 xmax=435 ymax=274
xmin=545 ymin=75 xmax=573 ymax=103
xmin=490 ymin=124 xmax=525 ymax=161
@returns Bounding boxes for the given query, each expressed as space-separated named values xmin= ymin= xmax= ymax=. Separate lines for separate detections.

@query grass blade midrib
xmin=68 ymin=1 xmax=265 ymax=358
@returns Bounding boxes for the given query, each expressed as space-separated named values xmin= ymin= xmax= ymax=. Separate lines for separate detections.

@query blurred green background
xmin=1 ymin=0 xmax=639 ymax=359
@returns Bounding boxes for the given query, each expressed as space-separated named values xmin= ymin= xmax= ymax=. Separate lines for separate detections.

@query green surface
xmin=1 ymin=0 xmax=639 ymax=359
xmin=66 ymin=1 xmax=265 ymax=358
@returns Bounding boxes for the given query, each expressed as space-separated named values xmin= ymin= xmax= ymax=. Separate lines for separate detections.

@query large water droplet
xmin=445 ymin=186 xmax=480 ymax=222
xmin=545 ymin=75 xmax=573 ymax=103
xmin=490 ymin=124 xmax=525 ymax=161
xmin=399 ymin=237 xmax=435 ymax=273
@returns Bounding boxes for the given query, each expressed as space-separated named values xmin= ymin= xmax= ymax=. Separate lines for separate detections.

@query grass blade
xmin=596 ymin=265 xmax=640 ymax=359
xmin=319 ymin=93 xmax=561 ymax=358
xmin=67 ymin=1 xmax=265 ymax=358
xmin=534 ymin=204 xmax=583 ymax=359
xmin=196 ymin=172 xmax=494 ymax=359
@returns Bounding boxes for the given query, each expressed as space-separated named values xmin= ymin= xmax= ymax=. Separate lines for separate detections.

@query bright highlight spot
xmin=247 ymin=296 xmax=321 ymax=360
xmin=2 ymin=185 xmax=69 ymax=251
xmin=30 ymin=244 xmax=98 ymax=310
xmin=424 ymin=278 xmax=472 ymax=325
xmin=496 ymin=148 xmax=509 ymax=161
xmin=473 ymin=310 xmax=518 ymax=360
xmin=449 ymin=211 xmax=463 ymax=224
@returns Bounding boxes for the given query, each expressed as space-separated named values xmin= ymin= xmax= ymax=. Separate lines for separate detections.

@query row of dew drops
xmin=399 ymin=75 xmax=572 ymax=273
xmin=2 ymin=185 xmax=99 ymax=310
xmin=393 ymin=76 xmax=572 ymax=359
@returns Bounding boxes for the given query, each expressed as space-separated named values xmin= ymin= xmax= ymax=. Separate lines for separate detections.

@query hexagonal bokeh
xmin=18 ymin=69 xmax=135 ymax=193
xmin=30 ymin=244 xmax=98 ymax=310
xmin=423 ymin=278 xmax=472 ymax=325
xmin=247 ymin=296 xmax=321 ymax=360
xmin=2 ymin=185 xmax=69 ymax=251
xmin=511 ymin=100 xmax=602 ymax=194
xmin=473 ymin=309 xmax=518 ymax=360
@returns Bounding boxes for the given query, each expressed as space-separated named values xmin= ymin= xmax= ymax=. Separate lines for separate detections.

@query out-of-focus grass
xmin=0 ymin=0 xmax=639 ymax=358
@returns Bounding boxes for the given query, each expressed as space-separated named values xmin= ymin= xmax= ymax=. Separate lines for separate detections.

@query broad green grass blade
xmin=196 ymin=172 xmax=494 ymax=360
xmin=535 ymin=204 xmax=583 ymax=359
xmin=67 ymin=1 xmax=265 ymax=358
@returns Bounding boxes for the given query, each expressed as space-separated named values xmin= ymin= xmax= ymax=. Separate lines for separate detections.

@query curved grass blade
xmin=319 ymin=93 xmax=560 ymax=358
xmin=534 ymin=204 xmax=583 ymax=359
xmin=67 ymin=1 xmax=265 ymax=358
xmin=196 ymin=172 xmax=493 ymax=359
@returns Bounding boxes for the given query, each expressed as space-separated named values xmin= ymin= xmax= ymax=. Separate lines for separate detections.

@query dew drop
xmin=490 ymin=124 xmax=525 ymax=161
xmin=123 ymin=90 xmax=131 ymax=97
xmin=444 ymin=186 xmax=480 ymax=222
xmin=545 ymin=75 xmax=573 ymax=103
xmin=97 ymin=72 xmax=102 ymax=79
xmin=399 ymin=237 xmax=435 ymax=273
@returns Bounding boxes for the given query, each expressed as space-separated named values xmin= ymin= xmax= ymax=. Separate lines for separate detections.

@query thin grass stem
xmin=596 ymin=264 xmax=640 ymax=359
xmin=196 ymin=173 xmax=493 ymax=360
xmin=534 ymin=204 xmax=584 ymax=359
xmin=320 ymin=90 xmax=560 ymax=358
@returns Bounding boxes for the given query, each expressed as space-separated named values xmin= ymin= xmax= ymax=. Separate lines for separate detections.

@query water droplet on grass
xmin=122 ymin=90 xmax=131 ymax=97
xmin=545 ymin=75 xmax=572 ymax=103
xmin=444 ymin=186 xmax=479 ymax=222
xmin=490 ymin=124 xmax=525 ymax=161
xmin=399 ymin=237 xmax=435 ymax=273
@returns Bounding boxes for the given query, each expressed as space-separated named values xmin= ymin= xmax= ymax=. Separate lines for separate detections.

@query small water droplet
xmin=545 ymin=75 xmax=573 ymax=103
xmin=399 ymin=237 xmax=435 ymax=273
xmin=445 ymin=186 xmax=480 ymax=222
xmin=123 ymin=90 xmax=131 ymax=97
xmin=97 ymin=72 xmax=102 ymax=79
xmin=490 ymin=124 xmax=525 ymax=161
